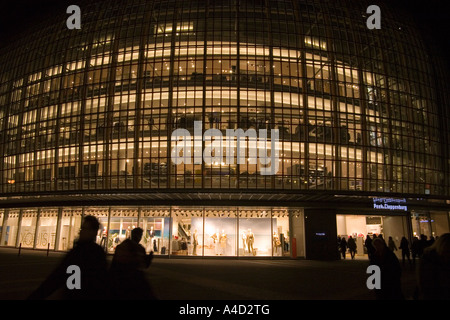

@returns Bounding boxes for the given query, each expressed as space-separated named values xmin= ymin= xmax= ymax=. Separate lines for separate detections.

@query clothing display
xmin=168 ymin=215 xmax=289 ymax=257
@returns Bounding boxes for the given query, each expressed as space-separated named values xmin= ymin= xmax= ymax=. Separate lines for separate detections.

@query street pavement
xmin=0 ymin=247 xmax=419 ymax=300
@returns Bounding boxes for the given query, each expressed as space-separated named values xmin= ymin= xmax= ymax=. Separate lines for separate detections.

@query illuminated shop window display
xmin=0 ymin=206 xmax=296 ymax=257
xmin=35 ymin=209 xmax=58 ymax=250
xmin=140 ymin=208 xmax=170 ymax=255
xmin=2 ymin=210 xmax=20 ymax=247
xmin=0 ymin=0 xmax=449 ymax=258
xmin=58 ymin=209 xmax=82 ymax=251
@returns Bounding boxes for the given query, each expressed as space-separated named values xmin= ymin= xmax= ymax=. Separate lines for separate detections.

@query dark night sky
xmin=0 ymin=0 xmax=448 ymax=65
xmin=0 ymin=0 xmax=73 ymax=46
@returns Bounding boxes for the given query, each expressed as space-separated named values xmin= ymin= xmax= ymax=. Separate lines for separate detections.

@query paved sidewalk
xmin=0 ymin=248 xmax=419 ymax=300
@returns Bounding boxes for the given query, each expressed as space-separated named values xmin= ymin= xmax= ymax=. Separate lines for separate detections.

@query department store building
xmin=0 ymin=0 xmax=449 ymax=259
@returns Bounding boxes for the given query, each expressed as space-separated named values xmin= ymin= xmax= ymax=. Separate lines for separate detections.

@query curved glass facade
xmin=0 ymin=0 xmax=449 ymax=257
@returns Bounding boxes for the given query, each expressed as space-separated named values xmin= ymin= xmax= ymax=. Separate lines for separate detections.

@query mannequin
xmin=246 ymin=229 xmax=254 ymax=254
xmin=192 ymin=229 xmax=198 ymax=255
xmin=273 ymin=232 xmax=281 ymax=255
xmin=100 ymin=226 xmax=107 ymax=249
xmin=144 ymin=226 xmax=155 ymax=253
xmin=211 ymin=231 xmax=219 ymax=255
xmin=219 ymin=230 xmax=227 ymax=255
xmin=149 ymin=226 xmax=154 ymax=238
xmin=241 ymin=231 xmax=247 ymax=253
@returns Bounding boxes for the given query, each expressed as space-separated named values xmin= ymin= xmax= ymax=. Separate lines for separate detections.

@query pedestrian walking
xmin=28 ymin=215 xmax=108 ymax=300
xmin=370 ymin=237 xmax=404 ymax=300
xmin=347 ymin=236 xmax=357 ymax=259
xmin=108 ymin=227 xmax=156 ymax=300
xmin=365 ymin=235 xmax=375 ymax=260
xmin=417 ymin=233 xmax=450 ymax=300
xmin=411 ymin=236 xmax=420 ymax=264
xmin=339 ymin=237 xmax=347 ymax=259
xmin=399 ymin=236 xmax=411 ymax=266
xmin=418 ymin=234 xmax=428 ymax=258
xmin=388 ymin=236 xmax=397 ymax=252
xmin=337 ymin=237 xmax=342 ymax=259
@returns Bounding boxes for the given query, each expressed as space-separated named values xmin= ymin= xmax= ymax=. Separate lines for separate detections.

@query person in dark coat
xmin=28 ymin=215 xmax=108 ymax=300
xmin=417 ymin=233 xmax=450 ymax=300
xmin=339 ymin=237 xmax=347 ymax=259
xmin=370 ymin=237 xmax=404 ymax=300
xmin=418 ymin=234 xmax=428 ymax=258
xmin=108 ymin=227 xmax=156 ymax=300
xmin=347 ymin=236 xmax=357 ymax=259
xmin=365 ymin=235 xmax=375 ymax=260
xmin=388 ymin=236 xmax=397 ymax=252
xmin=411 ymin=236 xmax=420 ymax=265
xmin=399 ymin=237 xmax=411 ymax=266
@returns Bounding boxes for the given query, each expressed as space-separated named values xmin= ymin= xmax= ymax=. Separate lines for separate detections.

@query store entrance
xmin=336 ymin=214 xmax=409 ymax=259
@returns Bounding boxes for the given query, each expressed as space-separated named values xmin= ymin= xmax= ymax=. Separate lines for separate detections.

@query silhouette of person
xmin=417 ymin=233 xmax=450 ymax=300
xmin=377 ymin=234 xmax=387 ymax=246
xmin=108 ymin=227 xmax=156 ymax=300
xmin=388 ymin=236 xmax=397 ymax=252
xmin=399 ymin=237 xmax=411 ymax=266
xmin=418 ymin=234 xmax=428 ymax=258
xmin=370 ymin=237 xmax=404 ymax=300
xmin=347 ymin=236 xmax=357 ymax=259
xmin=398 ymin=237 xmax=411 ymax=266
xmin=28 ymin=215 xmax=108 ymax=300
xmin=337 ymin=237 xmax=341 ymax=258
xmin=339 ymin=237 xmax=347 ymax=259
xmin=411 ymin=236 xmax=420 ymax=265
xmin=427 ymin=236 xmax=435 ymax=247
xmin=365 ymin=235 xmax=375 ymax=260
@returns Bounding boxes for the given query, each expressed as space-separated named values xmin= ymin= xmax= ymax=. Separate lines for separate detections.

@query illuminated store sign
xmin=373 ymin=198 xmax=408 ymax=211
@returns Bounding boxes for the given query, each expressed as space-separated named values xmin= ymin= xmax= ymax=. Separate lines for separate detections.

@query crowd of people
xmin=338 ymin=233 xmax=450 ymax=300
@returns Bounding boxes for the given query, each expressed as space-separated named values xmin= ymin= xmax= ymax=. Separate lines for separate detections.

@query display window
xmin=272 ymin=209 xmax=290 ymax=257
xmin=2 ymin=210 xmax=19 ymax=246
xmin=84 ymin=208 xmax=109 ymax=250
xmin=35 ymin=209 xmax=58 ymax=249
xmin=140 ymin=208 xmax=170 ymax=255
xmin=204 ymin=208 xmax=237 ymax=256
xmin=58 ymin=208 xmax=82 ymax=251
xmin=429 ymin=211 xmax=450 ymax=237
xmin=409 ymin=211 xmax=450 ymax=239
xmin=239 ymin=209 xmax=271 ymax=256
xmin=171 ymin=208 xmax=203 ymax=256
xmin=108 ymin=209 xmax=138 ymax=253
xmin=0 ymin=206 xmax=300 ymax=258
xmin=19 ymin=209 xmax=38 ymax=248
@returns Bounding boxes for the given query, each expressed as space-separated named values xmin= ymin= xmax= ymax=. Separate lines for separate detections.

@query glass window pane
xmin=140 ymin=208 xmax=170 ymax=255
xmin=35 ymin=209 xmax=58 ymax=249
xmin=58 ymin=209 xmax=82 ymax=251
xmin=204 ymin=208 xmax=236 ymax=256
xmin=19 ymin=209 xmax=38 ymax=248
xmin=238 ymin=209 xmax=271 ymax=256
